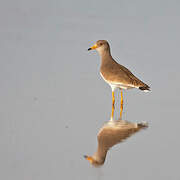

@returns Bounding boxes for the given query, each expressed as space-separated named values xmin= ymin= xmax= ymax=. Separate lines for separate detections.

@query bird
xmin=88 ymin=40 xmax=150 ymax=120
xmin=84 ymin=119 xmax=148 ymax=166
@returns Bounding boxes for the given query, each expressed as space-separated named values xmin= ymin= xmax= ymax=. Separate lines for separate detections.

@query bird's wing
xmin=102 ymin=59 xmax=150 ymax=89
xmin=114 ymin=62 xmax=149 ymax=88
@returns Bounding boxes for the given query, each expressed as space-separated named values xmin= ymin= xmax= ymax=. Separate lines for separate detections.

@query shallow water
xmin=0 ymin=0 xmax=180 ymax=179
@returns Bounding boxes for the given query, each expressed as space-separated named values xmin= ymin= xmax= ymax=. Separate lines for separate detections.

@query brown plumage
xmin=88 ymin=40 xmax=150 ymax=120
xmin=84 ymin=119 xmax=148 ymax=166
xmin=88 ymin=40 xmax=150 ymax=91
xmin=100 ymin=58 xmax=150 ymax=90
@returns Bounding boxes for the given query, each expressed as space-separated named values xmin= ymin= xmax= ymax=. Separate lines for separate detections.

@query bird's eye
xmin=99 ymin=43 xmax=103 ymax=46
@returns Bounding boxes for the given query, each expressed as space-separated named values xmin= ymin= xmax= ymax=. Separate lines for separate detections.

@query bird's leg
xmin=111 ymin=91 xmax=115 ymax=121
xmin=120 ymin=89 xmax=123 ymax=119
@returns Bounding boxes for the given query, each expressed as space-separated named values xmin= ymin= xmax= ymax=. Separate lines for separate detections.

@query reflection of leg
xmin=120 ymin=89 xmax=123 ymax=119
xmin=111 ymin=91 xmax=115 ymax=120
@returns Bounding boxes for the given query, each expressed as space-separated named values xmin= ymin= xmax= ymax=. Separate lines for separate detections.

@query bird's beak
xmin=88 ymin=44 xmax=98 ymax=51
xmin=84 ymin=155 xmax=93 ymax=163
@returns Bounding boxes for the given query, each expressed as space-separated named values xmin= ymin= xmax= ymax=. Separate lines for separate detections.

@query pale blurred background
xmin=0 ymin=0 xmax=180 ymax=179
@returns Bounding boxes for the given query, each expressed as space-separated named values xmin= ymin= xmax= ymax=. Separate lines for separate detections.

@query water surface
xmin=0 ymin=0 xmax=180 ymax=179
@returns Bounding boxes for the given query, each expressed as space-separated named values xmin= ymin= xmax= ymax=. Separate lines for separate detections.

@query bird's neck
xmin=98 ymin=50 xmax=112 ymax=63
xmin=93 ymin=148 xmax=107 ymax=164
xmin=98 ymin=48 xmax=111 ymax=57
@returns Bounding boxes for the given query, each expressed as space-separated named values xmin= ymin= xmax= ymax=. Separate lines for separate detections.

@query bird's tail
xmin=139 ymin=85 xmax=150 ymax=92
xmin=137 ymin=122 xmax=148 ymax=129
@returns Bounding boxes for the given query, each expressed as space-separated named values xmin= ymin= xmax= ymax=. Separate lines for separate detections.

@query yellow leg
xmin=111 ymin=91 xmax=115 ymax=120
xmin=120 ymin=89 xmax=123 ymax=119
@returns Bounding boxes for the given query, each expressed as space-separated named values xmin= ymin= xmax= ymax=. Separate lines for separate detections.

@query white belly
xmin=109 ymin=83 xmax=134 ymax=91
xmin=100 ymin=72 xmax=135 ymax=91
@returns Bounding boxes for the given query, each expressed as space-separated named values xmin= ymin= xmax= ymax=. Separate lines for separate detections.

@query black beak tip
xmin=88 ymin=48 xmax=91 ymax=51
xmin=84 ymin=155 xmax=88 ymax=159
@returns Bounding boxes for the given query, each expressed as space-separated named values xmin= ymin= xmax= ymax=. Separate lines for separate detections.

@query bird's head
xmin=88 ymin=40 xmax=110 ymax=55
xmin=84 ymin=155 xmax=103 ymax=167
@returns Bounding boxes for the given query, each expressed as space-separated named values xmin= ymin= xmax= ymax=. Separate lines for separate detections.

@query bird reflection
xmin=84 ymin=119 xmax=148 ymax=167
